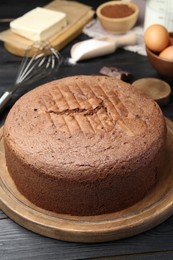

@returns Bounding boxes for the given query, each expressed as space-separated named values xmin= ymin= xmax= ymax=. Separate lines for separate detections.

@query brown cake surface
xmin=3 ymin=75 xmax=167 ymax=216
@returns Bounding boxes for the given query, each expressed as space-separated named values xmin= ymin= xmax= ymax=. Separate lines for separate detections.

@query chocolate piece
xmin=99 ymin=66 xmax=132 ymax=81
xmin=101 ymin=4 xmax=135 ymax=19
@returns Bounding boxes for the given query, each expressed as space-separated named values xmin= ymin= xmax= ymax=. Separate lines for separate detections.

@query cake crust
xmin=3 ymin=75 xmax=167 ymax=216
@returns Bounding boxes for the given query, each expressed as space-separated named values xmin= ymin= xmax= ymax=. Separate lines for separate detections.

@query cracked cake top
xmin=3 ymin=75 xmax=166 ymax=179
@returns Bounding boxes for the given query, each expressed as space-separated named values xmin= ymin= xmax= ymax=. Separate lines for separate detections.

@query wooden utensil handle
xmin=116 ymin=32 xmax=137 ymax=48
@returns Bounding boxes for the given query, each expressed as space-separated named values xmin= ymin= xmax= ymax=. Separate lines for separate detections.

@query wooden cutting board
xmin=0 ymin=0 xmax=94 ymax=57
xmin=0 ymin=118 xmax=173 ymax=243
xmin=133 ymin=78 xmax=171 ymax=107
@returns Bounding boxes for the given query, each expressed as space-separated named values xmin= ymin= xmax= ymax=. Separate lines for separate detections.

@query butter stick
xmin=10 ymin=7 xmax=67 ymax=41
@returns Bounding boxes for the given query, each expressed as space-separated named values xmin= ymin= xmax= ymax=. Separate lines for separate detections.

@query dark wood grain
xmin=89 ymin=251 xmax=173 ymax=259
xmin=0 ymin=210 xmax=7 ymax=219
xmin=0 ymin=217 xmax=173 ymax=260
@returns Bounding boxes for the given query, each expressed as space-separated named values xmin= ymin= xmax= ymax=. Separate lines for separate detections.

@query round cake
xmin=3 ymin=75 xmax=167 ymax=216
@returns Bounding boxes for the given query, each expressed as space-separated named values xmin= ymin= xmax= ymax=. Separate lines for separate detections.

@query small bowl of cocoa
xmin=96 ymin=1 xmax=139 ymax=34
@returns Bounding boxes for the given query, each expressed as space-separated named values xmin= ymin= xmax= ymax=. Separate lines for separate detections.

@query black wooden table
xmin=1 ymin=1 xmax=173 ymax=259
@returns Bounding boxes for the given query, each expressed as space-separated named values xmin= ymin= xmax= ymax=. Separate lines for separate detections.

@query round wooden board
xmin=132 ymin=78 xmax=171 ymax=107
xmin=0 ymin=118 xmax=173 ymax=243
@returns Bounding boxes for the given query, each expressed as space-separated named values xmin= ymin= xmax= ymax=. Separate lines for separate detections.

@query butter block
xmin=10 ymin=7 xmax=67 ymax=41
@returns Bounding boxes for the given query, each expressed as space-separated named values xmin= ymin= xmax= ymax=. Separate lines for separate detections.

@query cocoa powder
xmin=101 ymin=4 xmax=134 ymax=18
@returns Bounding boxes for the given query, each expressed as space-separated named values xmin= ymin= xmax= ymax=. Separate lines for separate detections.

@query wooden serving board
xmin=0 ymin=118 xmax=173 ymax=243
xmin=133 ymin=78 xmax=171 ymax=107
xmin=0 ymin=0 xmax=94 ymax=57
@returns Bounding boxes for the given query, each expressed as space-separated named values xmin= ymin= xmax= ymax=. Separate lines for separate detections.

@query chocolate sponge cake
xmin=3 ymin=75 xmax=167 ymax=216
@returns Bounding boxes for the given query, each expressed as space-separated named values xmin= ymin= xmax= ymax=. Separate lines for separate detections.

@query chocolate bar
xmin=99 ymin=66 xmax=132 ymax=81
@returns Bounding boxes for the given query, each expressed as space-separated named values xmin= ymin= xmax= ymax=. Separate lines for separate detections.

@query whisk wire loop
xmin=15 ymin=41 xmax=63 ymax=86
xmin=0 ymin=40 xmax=75 ymax=113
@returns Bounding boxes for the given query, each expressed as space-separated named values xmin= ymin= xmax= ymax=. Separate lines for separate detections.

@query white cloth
xmin=82 ymin=0 xmax=147 ymax=56
xmin=83 ymin=19 xmax=146 ymax=56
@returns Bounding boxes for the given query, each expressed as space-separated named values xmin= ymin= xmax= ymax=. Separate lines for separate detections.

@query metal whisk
xmin=0 ymin=41 xmax=71 ymax=113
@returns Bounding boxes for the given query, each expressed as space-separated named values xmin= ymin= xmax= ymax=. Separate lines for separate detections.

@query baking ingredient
xmin=144 ymin=24 xmax=169 ymax=52
xmin=159 ymin=46 xmax=173 ymax=60
xmin=99 ymin=66 xmax=132 ymax=81
xmin=101 ymin=4 xmax=134 ymax=18
xmin=10 ymin=7 xmax=67 ymax=41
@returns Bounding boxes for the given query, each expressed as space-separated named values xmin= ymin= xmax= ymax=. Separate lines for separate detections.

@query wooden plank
xmin=89 ymin=251 xmax=173 ymax=259
xmin=0 ymin=217 xmax=173 ymax=260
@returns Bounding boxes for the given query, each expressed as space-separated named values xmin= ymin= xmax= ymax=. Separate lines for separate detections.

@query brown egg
xmin=144 ymin=24 xmax=169 ymax=52
xmin=159 ymin=46 xmax=173 ymax=60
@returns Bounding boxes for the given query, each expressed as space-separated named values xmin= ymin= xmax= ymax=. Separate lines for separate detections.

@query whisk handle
xmin=0 ymin=91 xmax=12 ymax=113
